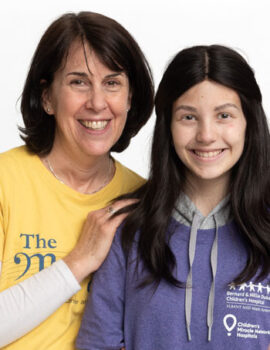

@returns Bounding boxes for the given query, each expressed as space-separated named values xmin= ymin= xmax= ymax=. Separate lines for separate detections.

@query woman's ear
xmin=127 ymin=90 xmax=132 ymax=112
xmin=41 ymin=80 xmax=54 ymax=115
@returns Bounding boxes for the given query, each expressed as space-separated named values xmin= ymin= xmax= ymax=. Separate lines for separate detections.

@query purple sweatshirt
xmin=77 ymin=195 xmax=270 ymax=349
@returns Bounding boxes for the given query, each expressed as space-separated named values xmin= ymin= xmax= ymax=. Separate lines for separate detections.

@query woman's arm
xmin=76 ymin=229 xmax=126 ymax=350
xmin=0 ymin=260 xmax=80 ymax=347
xmin=0 ymin=199 xmax=133 ymax=347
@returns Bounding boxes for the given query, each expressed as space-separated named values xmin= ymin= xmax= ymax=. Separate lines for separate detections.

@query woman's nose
xmin=85 ymin=87 xmax=107 ymax=112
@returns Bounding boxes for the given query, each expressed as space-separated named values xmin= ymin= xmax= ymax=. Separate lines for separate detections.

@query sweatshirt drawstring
xmin=207 ymin=215 xmax=218 ymax=341
xmin=185 ymin=214 xmax=201 ymax=341
xmin=185 ymin=214 xmax=219 ymax=342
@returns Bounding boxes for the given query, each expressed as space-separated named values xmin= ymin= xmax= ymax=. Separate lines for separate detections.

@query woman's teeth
xmin=193 ymin=150 xmax=223 ymax=158
xmin=80 ymin=120 xmax=108 ymax=130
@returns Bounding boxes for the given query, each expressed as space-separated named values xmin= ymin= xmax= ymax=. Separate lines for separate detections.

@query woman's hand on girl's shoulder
xmin=63 ymin=199 xmax=137 ymax=283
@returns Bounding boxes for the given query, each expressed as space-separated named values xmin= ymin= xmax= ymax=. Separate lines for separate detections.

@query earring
xmin=46 ymin=107 xmax=50 ymax=113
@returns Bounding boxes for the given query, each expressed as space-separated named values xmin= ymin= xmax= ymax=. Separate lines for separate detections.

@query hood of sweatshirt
xmin=172 ymin=193 xmax=232 ymax=342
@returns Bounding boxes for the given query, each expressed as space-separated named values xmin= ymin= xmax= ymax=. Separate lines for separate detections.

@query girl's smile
xmin=171 ymin=80 xmax=247 ymax=188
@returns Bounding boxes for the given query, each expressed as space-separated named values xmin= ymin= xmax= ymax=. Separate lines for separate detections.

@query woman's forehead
xmin=60 ymin=40 xmax=124 ymax=76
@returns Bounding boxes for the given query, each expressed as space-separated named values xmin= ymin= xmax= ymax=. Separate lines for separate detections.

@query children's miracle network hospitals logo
xmin=223 ymin=314 xmax=237 ymax=336
xmin=223 ymin=314 xmax=270 ymax=340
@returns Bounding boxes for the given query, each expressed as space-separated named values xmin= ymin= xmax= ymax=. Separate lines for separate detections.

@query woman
xmin=0 ymin=12 xmax=153 ymax=349
xmin=77 ymin=45 xmax=270 ymax=349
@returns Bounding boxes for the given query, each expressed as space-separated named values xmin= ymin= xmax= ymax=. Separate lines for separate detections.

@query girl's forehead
xmin=173 ymin=81 xmax=242 ymax=110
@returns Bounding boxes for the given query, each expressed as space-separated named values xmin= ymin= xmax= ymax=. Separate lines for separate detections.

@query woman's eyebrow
xmin=66 ymin=72 xmax=88 ymax=77
xmin=105 ymin=72 xmax=124 ymax=78
xmin=66 ymin=72 xmax=124 ymax=78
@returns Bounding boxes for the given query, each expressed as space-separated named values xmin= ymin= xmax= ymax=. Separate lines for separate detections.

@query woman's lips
xmin=79 ymin=119 xmax=109 ymax=131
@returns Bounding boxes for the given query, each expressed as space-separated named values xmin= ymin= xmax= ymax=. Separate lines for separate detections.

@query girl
xmin=77 ymin=45 xmax=270 ymax=349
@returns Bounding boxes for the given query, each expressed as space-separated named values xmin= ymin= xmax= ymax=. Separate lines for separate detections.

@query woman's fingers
xmin=105 ymin=198 xmax=138 ymax=216
xmin=63 ymin=199 xmax=138 ymax=282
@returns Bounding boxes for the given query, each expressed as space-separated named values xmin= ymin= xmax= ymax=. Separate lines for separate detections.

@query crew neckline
xmin=31 ymin=151 xmax=122 ymax=203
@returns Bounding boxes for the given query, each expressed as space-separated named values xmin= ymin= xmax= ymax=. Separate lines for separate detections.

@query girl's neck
xmin=184 ymin=173 xmax=230 ymax=216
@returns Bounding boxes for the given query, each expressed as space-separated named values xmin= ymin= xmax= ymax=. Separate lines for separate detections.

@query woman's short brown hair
xmin=20 ymin=12 xmax=154 ymax=154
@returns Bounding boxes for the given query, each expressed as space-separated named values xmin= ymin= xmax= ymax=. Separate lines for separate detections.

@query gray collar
xmin=172 ymin=193 xmax=231 ymax=229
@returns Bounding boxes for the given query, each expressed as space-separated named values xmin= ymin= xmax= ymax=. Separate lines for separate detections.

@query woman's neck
xmin=184 ymin=173 xmax=230 ymax=216
xmin=41 ymin=144 xmax=114 ymax=194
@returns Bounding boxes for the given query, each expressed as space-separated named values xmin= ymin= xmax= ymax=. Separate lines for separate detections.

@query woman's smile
xmin=79 ymin=120 xmax=109 ymax=130
xmin=43 ymin=40 xmax=131 ymax=160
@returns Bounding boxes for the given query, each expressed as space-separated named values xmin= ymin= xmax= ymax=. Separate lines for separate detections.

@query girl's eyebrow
xmin=174 ymin=105 xmax=197 ymax=113
xmin=214 ymin=103 xmax=239 ymax=111
xmin=174 ymin=103 xmax=240 ymax=113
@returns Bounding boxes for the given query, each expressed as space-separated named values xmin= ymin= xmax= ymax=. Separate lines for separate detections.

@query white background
xmin=1 ymin=0 xmax=270 ymax=178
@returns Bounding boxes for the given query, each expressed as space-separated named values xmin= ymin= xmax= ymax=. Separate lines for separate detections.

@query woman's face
xmin=171 ymin=80 xmax=246 ymax=186
xmin=43 ymin=40 xmax=131 ymax=160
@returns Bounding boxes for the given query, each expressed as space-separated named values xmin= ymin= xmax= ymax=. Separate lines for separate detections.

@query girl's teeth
xmin=194 ymin=150 xmax=222 ymax=158
xmin=81 ymin=120 xmax=108 ymax=130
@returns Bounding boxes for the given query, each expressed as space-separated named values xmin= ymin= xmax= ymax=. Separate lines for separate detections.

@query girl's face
xmin=171 ymin=80 xmax=246 ymax=187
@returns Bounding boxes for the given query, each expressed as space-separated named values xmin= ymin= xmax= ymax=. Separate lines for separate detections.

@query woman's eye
xmin=104 ymin=80 xmax=122 ymax=91
xmin=106 ymin=80 xmax=120 ymax=87
xmin=70 ymin=79 xmax=90 ymax=91
xmin=71 ymin=79 xmax=85 ymax=86
xmin=218 ymin=112 xmax=231 ymax=119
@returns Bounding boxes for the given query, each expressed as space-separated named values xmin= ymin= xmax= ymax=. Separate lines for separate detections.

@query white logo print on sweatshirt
xmin=226 ymin=282 xmax=270 ymax=312
xmin=223 ymin=314 xmax=237 ymax=336
xmin=223 ymin=282 xmax=270 ymax=340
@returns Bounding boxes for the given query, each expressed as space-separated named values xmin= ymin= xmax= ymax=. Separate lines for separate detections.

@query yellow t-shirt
xmin=0 ymin=146 xmax=144 ymax=350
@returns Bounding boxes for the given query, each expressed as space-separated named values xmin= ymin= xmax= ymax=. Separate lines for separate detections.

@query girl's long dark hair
xmin=120 ymin=45 xmax=270 ymax=286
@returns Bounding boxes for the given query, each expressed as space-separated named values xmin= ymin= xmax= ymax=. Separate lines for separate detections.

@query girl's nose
xmin=196 ymin=120 xmax=217 ymax=144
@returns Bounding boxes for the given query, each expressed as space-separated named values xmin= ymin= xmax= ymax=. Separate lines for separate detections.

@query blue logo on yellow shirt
xmin=14 ymin=233 xmax=57 ymax=280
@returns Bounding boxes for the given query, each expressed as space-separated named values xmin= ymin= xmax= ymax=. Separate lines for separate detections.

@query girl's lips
xmin=189 ymin=149 xmax=227 ymax=160
xmin=193 ymin=149 xmax=223 ymax=158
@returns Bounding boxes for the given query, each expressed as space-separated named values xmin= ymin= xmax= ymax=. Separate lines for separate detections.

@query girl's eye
xmin=183 ymin=115 xmax=196 ymax=121
xmin=218 ymin=112 xmax=231 ymax=119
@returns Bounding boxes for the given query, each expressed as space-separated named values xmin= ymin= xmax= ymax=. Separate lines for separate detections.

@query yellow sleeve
xmin=0 ymin=186 xmax=4 ymax=262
